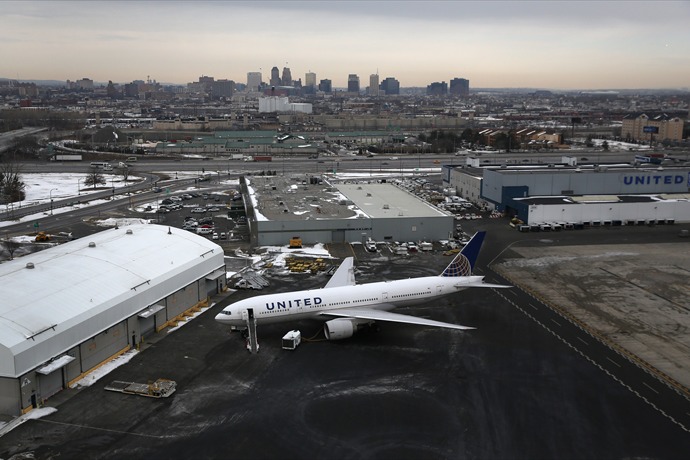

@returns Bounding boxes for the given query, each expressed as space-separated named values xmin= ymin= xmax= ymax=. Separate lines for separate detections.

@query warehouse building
xmin=241 ymin=176 xmax=454 ymax=246
xmin=0 ymin=224 xmax=226 ymax=416
xmin=445 ymin=162 xmax=690 ymax=224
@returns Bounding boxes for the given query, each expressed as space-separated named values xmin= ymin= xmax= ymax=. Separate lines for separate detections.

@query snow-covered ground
xmin=69 ymin=350 xmax=140 ymax=389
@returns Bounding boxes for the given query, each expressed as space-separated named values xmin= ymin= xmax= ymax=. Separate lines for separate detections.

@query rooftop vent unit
xmin=383 ymin=204 xmax=389 ymax=209
xmin=126 ymin=229 xmax=133 ymax=235
xmin=26 ymin=262 xmax=35 ymax=269
xmin=88 ymin=242 xmax=96 ymax=248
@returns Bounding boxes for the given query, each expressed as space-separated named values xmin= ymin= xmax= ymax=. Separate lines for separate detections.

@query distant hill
xmin=0 ymin=77 xmax=68 ymax=86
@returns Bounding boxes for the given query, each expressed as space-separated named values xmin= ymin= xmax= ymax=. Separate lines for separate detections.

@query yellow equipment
xmin=35 ymin=231 xmax=51 ymax=242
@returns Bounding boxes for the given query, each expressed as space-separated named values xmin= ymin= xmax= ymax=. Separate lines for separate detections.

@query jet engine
xmin=323 ymin=318 xmax=373 ymax=340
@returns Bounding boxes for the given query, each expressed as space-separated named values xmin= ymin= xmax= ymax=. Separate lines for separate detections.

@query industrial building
xmin=0 ymin=224 xmax=226 ymax=416
xmin=241 ymin=176 xmax=454 ymax=246
xmin=444 ymin=160 xmax=690 ymax=225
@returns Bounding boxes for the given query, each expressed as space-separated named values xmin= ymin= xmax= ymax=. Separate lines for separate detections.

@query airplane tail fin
xmin=441 ymin=231 xmax=486 ymax=277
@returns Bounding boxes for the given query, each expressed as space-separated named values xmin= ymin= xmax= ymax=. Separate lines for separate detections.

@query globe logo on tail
xmin=441 ymin=253 xmax=472 ymax=277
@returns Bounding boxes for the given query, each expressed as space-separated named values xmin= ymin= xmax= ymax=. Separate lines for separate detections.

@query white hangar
xmin=0 ymin=224 xmax=226 ymax=417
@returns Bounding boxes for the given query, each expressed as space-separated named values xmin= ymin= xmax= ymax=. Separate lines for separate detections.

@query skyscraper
xmin=304 ymin=72 xmax=317 ymax=95
xmin=305 ymin=72 xmax=317 ymax=89
xmin=318 ymin=79 xmax=332 ymax=93
xmin=368 ymin=74 xmax=379 ymax=96
xmin=270 ymin=66 xmax=280 ymax=87
xmin=426 ymin=81 xmax=448 ymax=96
xmin=347 ymin=74 xmax=360 ymax=93
xmin=246 ymin=72 xmax=262 ymax=92
xmin=281 ymin=67 xmax=292 ymax=86
xmin=379 ymin=77 xmax=400 ymax=95
xmin=450 ymin=78 xmax=470 ymax=97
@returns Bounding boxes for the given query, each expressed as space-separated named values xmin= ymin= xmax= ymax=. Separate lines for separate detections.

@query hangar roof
xmin=247 ymin=176 xmax=446 ymax=221
xmin=335 ymin=183 xmax=446 ymax=218
xmin=0 ymin=224 xmax=223 ymax=377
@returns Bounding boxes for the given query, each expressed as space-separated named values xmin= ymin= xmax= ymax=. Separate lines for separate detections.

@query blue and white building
xmin=445 ymin=162 xmax=690 ymax=225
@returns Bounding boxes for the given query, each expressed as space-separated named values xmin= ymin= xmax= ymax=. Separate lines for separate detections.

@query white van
xmin=90 ymin=161 xmax=113 ymax=171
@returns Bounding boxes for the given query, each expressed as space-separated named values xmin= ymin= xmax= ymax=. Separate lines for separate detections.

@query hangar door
xmin=80 ymin=322 xmax=128 ymax=372
xmin=138 ymin=304 xmax=165 ymax=338
xmin=36 ymin=355 xmax=75 ymax=399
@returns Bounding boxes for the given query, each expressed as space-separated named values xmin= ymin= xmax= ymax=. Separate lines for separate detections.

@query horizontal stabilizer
xmin=460 ymin=282 xmax=512 ymax=289
xmin=320 ymin=307 xmax=474 ymax=331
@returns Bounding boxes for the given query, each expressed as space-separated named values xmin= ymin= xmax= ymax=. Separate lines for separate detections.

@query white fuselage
xmin=215 ymin=275 xmax=485 ymax=327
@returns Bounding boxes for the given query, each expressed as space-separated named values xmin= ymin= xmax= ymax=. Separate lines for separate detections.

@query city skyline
xmin=2 ymin=1 xmax=689 ymax=90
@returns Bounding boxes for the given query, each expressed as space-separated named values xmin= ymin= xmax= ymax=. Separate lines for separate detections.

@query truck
xmin=52 ymin=154 xmax=82 ymax=161
xmin=229 ymin=153 xmax=244 ymax=160
xmin=635 ymin=155 xmax=662 ymax=165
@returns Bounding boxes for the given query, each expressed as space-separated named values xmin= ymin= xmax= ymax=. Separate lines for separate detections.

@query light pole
xmin=49 ymin=188 xmax=58 ymax=215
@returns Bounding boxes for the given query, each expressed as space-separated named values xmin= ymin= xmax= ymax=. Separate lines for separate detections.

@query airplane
xmin=215 ymin=231 xmax=509 ymax=340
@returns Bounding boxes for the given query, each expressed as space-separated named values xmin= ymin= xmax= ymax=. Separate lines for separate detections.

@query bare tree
xmin=84 ymin=170 xmax=106 ymax=189
xmin=1 ymin=235 xmax=21 ymax=260
xmin=0 ymin=159 xmax=26 ymax=203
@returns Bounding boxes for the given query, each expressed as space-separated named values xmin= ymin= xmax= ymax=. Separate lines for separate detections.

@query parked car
xmin=212 ymin=232 xmax=219 ymax=240
xmin=191 ymin=207 xmax=205 ymax=213
xmin=220 ymin=232 xmax=226 ymax=240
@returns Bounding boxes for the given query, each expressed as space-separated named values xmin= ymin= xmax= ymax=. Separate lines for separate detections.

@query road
xmin=0 ymin=127 xmax=47 ymax=153
xmin=17 ymin=147 xmax=677 ymax=176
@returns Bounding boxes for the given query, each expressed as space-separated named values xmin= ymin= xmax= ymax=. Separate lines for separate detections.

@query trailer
xmin=253 ymin=155 xmax=273 ymax=162
xmin=52 ymin=154 xmax=83 ymax=161
xmin=105 ymin=379 xmax=176 ymax=398
xmin=282 ymin=330 xmax=301 ymax=350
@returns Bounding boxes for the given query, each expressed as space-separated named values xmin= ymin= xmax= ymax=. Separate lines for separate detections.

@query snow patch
xmin=70 ymin=350 xmax=139 ymax=388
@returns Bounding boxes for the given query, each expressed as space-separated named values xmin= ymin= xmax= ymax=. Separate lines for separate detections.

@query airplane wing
xmin=319 ymin=307 xmax=474 ymax=331
xmin=324 ymin=257 xmax=356 ymax=289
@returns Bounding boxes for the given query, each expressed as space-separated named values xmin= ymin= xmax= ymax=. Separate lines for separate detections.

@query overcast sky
xmin=2 ymin=1 xmax=689 ymax=90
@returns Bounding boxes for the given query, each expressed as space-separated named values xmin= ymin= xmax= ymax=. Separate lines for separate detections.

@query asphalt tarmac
xmin=2 ymin=220 xmax=690 ymax=459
